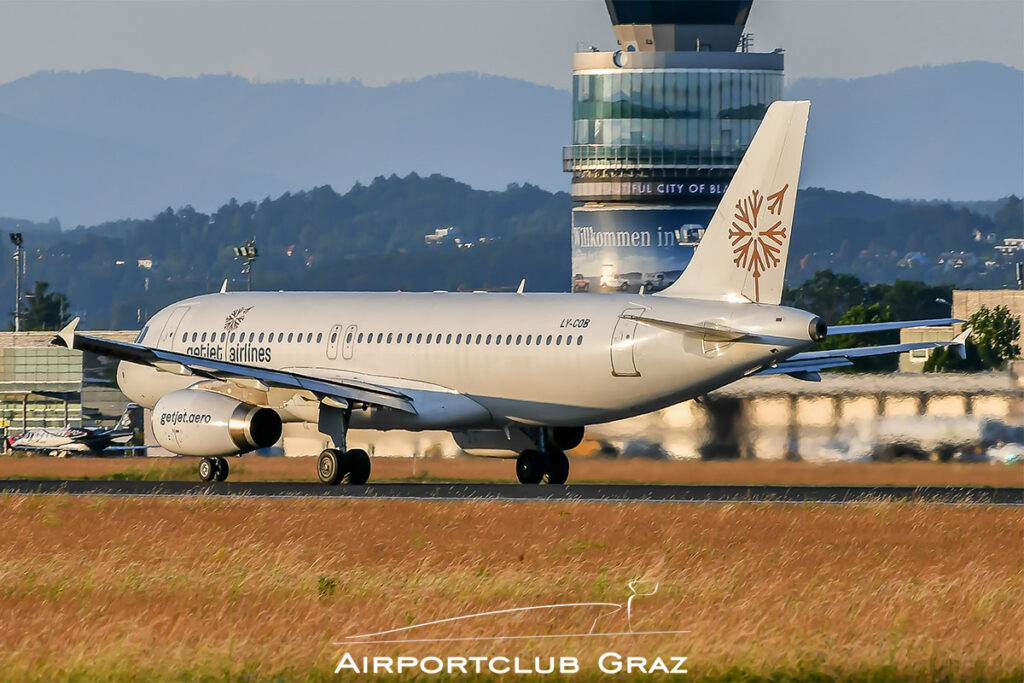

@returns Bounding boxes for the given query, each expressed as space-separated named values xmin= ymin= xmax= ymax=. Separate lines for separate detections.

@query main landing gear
xmin=515 ymin=448 xmax=569 ymax=484
xmin=514 ymin=426 xmax=579 ymax=484
xmin=198 ymin=456 xmax=230 ymax=482
xmin=318 ymin=448 xmax=371 ymax=486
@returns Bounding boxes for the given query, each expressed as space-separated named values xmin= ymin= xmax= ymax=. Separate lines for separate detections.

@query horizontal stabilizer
xmin=827 ymin=317 xmax=963 ymax=336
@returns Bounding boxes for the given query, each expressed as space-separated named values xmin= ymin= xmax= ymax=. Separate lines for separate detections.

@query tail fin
xmin=659 ymin=100 xmax=810 ymax=304
xmin=113 ymin=407 xmax=134 ymax=432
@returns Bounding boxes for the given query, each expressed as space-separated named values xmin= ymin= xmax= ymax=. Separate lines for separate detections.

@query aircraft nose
xmin=808 ymin=317 xmax=827 ymax=341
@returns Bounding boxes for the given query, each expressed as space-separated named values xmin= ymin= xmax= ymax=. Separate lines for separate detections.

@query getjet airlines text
xmin=185 ymin=344 xmax=272 ymax=363
xmin=334 ymin=652 xmax=688 ymax=676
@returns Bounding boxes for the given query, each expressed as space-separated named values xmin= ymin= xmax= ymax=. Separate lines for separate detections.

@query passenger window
xmin=456 ymin=334 xmax=462 ymax=344
xmin=556 ymin=335 xmax=562 ymax=345
xmin=258 ymin=332 xmax=265 ymax=343
xmin=307 ymin=333 xmax=313 ymax=343
xmin=230 ymin=332 xmax=236 ymax=342
xmin=446 ymin=334 xmax=452 ymax=344
xmin=249 ymin=332 xmax=255 ymax=343
xmin=536 ymin=335 xmax=543 ymax=345
xmin=345 ymin=332 xmax=352 ymax=343
xmin=316 ymin=333 xmax=323 ymax=343
xmin=516 ymin=335 xmax=522 ymax=345
xmin=495 ymin=335 xmax=502 ymax=346
xmin=416 ymin=333 xmax=423 ymax=343
xmin=220 ymin=332 xmax=226 ymax=343
xmin=396 ymin=334 xmax=403 ymax=345
xmin=436 ymin=334 xmax=442 ymax=344
xmin=486 ymin=334 xmax=492 ymax=344
xmin=406 ymin=333 xmax=413 ymax=343
xmin=357 ymin=333 xmax=364 ymax=343
xmin=546 ymin=335 xmax=553 ymax=345
xmin=201 ymin=332 xmax=207 ymax=342
xmin=505 ymin=335 xmax=512 ymax=345
xmin=577 ymin=335 xmax=584 ymax=345
xmin=191 ymin=332 xmax=198 ymax=342
xmin=277 ymin=333 xmax=283 ymax=342
xmin=332 ymin=332 xmax=339 ymax=344
xmin=387 ymin=333 xmax=394 ymax=343
xmin=475 ymin=334 xmax=482 ymax=344
xmin=426 ymin=333 xmax=432 ymax=344
xmin=377 ymin=333 xmax=383 ymax=343
xmin=287 ymin=333 xmax=293 ymax=342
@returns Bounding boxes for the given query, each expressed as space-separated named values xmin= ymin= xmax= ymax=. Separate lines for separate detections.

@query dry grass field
xmin=0 ymin=495 xmax=1020 ymax=682
xmin=1 ymin=453 xmax=1022 ymax=487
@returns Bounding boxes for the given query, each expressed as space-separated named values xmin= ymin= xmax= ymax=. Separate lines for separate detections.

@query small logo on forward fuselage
xmin=224 ymin=306 xmax=254 ymax=331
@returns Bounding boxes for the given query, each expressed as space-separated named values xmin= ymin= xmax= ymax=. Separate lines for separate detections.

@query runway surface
xmin=1 ymin=480 xmax=1021 ymax=504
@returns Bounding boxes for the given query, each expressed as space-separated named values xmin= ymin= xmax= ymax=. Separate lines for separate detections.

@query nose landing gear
xmin=199 ymin=456 xmax=230 ymax=482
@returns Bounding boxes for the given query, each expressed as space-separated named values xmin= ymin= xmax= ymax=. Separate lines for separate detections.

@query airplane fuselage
xmin=118 ymin=291 xmax=819 ymax=431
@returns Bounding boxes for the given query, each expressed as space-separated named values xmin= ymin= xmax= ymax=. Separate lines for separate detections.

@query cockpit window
xmin=135 ymin=326 xmax=149 ymax=344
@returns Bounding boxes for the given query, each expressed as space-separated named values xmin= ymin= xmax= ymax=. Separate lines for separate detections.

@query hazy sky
xmin=0 ymin=0 xmax=1021 ymax=88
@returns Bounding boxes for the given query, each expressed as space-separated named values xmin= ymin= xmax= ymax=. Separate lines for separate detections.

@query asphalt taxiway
xmin=1 ymin=480 xmax=1020 ymax=505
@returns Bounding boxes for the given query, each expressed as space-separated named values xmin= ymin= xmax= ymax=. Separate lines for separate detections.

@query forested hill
xmin=0 ymin=174 xmax=1020 ymax=329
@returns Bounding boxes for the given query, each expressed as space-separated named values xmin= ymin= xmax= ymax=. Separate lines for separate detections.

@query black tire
xmin=318 ymin=448 xmax=343 ymax=485
xmin=198 ymin=457 xmax=215 ymax=482
xmin=342 ymin=448 xmax=371 ymax=485
xmin=516 ymin=449 xmax=545 ymax=484
xmin=214 ymin=457 xmax=229 ymax=482
xmin=545 ymin=450 xmax=570 ymax=485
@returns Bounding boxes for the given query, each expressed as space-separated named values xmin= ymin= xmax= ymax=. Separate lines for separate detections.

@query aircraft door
xmin=342 ymin=324 xmax=357 ymax=360
xmin=158 ymin=307 xmax=190 ymax=349
xmin=327 ymin=324 xmax=343 ymax=360
xmin=610 ymin=307 xmax=643 ymax=377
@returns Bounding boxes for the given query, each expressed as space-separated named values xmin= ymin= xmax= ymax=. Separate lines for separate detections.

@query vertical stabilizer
xmin=658 ymin=100 xmax=810 ymax=304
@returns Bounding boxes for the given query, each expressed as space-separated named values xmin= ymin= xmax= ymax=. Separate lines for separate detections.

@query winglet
xmin=953 ymin=327 xmax=971 ymax=360
xmin=516 ymin=279 xmax=526 ymax=295
xmin=220 ymin=279 xmax=228 ymax=293
xmin=54 ymin=317 xmax=80 ymax=349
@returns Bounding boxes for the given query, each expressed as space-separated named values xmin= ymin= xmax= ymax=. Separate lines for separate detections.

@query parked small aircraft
xmin=7 ymin=410 xmax=135 ymax=457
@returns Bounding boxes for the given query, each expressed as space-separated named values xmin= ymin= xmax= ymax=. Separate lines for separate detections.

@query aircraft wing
xmin=52 ymin=318 xmax=416 ymax=414
xmin=756 ymin=330 xmax=970 ymax=381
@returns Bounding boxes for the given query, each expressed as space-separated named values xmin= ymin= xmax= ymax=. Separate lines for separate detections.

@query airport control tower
xmin=566 ymin=0 xmax=783 ymax=293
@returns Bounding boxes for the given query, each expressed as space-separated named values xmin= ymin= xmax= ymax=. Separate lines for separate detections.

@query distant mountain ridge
xmin=0 ymin=62 xmax=1020 ymax=225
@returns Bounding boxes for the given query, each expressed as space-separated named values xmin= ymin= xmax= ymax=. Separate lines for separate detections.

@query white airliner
xmin=53 ymin=101 xmax=966 ymax=485
xmin=7 ymin=410 xmax=134 ymax=457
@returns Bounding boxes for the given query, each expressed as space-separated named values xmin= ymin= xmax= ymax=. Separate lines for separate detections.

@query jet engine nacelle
xmin=151 ymin=389 xmax=282 ymax=456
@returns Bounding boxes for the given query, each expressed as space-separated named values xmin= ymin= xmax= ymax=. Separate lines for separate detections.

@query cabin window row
xmin=349 ymin=331 xmax=585 ymax=347
xmin=183 ymin=331 xmax=323 ymax=344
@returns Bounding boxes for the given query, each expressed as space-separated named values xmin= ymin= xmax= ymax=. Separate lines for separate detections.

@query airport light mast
xmin=233 ymin=238 xmax=259 ymax=291
xmin=9 ymin=232 xmax=23 ymax=332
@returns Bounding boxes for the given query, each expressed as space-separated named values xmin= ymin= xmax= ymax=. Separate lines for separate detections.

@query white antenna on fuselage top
xmin=220 ymin=279 xmax=228 ymax=293
xmin=516 ymin=279 xmax=526 ymax=295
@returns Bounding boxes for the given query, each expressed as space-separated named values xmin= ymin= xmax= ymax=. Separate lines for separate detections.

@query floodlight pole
xmin=233 ymin=238 xmax=259 ymax=292
xmin=9 ymin=233 xmax=23 ymax=332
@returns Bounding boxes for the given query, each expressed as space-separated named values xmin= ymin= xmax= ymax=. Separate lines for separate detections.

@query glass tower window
xmin=570 ymin=69 xmax=782 ymax=166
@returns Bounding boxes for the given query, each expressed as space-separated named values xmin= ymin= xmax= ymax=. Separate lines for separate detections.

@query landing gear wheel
xmin=544 ymin=450 xmax=570 ymax=485
xmin=213 ymin=457 xmax=229 ymax=482
xmin=516 ymin=449 xmax=545 ymax=484
xmin=342 ymin=448 xmax=371 ymax=485
xmin=198 ymin=457 xmax=216 ymax=482
xmin=318 ymin=449 xmax=343 ymax=486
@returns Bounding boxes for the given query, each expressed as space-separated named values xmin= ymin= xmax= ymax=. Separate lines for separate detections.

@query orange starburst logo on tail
xmin=728 ymin=184 xmax=790 ymax=302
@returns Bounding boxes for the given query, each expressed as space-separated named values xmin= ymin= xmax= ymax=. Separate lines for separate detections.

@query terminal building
xmin=566 ymin=0 xmax=783 ymax=293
